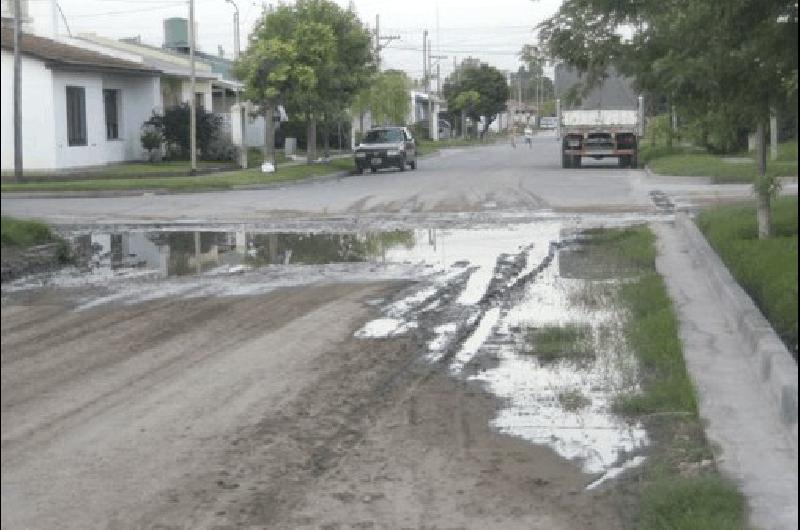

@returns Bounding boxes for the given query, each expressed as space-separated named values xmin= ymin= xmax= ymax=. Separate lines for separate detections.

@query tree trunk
xmin=461 ymin=110 xmax=466 ymax=139
xmin=264 ymin=103 xmax=275 ymax=164
xmin=307 ymin=115 xmax=317 ymax=164
xmin=755 ymin=120 xmax=771 ymax=239
xmin=666 ymin=103 xmax=674 ymax=150
xmin=322 ymin=117 xmax=330 ymax=158
xmin=770 ymin=107 xmax=779 ymax=161
xmin=650 ymin=116 xmax=657 ymax=147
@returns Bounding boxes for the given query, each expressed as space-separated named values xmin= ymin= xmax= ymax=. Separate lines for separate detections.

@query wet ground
xmin=2 ymin=218 xmax=657 ymax=528
xmin=2 ymin=134 xmax=797 ymax=528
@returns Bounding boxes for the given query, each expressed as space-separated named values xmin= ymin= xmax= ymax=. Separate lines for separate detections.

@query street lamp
xmin=224 ymin=0 xmax=247 ymax=168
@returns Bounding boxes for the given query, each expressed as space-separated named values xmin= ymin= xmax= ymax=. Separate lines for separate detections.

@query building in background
xmin=0 ymin=17 xmax=161 ymax=171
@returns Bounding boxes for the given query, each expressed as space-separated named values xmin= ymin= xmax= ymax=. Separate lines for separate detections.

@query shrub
xmin=140 ymin=125 xmax=163 ymax=161
xmin=146 ymin=104 xmax=221 ymax=160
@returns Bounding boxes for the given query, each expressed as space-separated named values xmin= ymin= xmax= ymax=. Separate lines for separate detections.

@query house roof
xmin=0 ymin=23 xmax=159 ymax=75
xmin=77 ymin=33 xmax=220 ymax=82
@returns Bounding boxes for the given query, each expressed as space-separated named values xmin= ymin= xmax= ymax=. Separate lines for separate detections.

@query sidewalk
xmin=654 ymin=220 xmax=798 ymax=530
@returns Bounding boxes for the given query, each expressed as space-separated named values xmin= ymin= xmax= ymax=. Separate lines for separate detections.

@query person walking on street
xmin=524 ymin=126 xmax=533 ymax=148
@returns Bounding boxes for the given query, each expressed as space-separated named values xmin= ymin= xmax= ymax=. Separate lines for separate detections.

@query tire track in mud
xmin=415 ymin=237 xmax=563 ymax=370
xmin=144 ymin=240 xmax=566 ymax=527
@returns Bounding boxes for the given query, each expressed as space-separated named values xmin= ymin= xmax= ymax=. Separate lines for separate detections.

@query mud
xmin=2 ymin=219 xmax=653 ymax=529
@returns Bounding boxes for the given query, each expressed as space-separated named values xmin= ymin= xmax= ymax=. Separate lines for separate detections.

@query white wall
xmin=103 ymin=74 xmax=161 ymax=161
xmin=180 ymin=79 xmax=213 ymax=111
xmin=51 ymin=70 xmax=160 ymax=169
xmin=1 ymin=50 xmax=56 ymax=170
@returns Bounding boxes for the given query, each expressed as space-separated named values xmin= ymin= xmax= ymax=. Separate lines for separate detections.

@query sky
xmin=50 ymin=0 xmax=562 ymax=80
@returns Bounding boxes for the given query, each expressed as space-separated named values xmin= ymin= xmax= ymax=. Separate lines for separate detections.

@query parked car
xmin=354 ymin=127 xmax=417 ymax=174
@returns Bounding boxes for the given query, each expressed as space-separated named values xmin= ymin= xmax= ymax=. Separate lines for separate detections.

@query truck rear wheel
xmin=573 ymin=156 xmax=582 ymax=168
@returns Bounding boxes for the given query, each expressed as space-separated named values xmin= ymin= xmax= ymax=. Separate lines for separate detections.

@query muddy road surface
xmin=3 ymin=275 xmax=622 ymax=529
xmin=3 ymin=136 xmax=795 ymax=528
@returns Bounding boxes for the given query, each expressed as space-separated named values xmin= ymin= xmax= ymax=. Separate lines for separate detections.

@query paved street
xmin=4 ymin=132 xmax=787 ymax=225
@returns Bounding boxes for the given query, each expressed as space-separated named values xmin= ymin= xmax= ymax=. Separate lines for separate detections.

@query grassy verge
xmin=0 ymin=158 xmax=354 ymax=193
xmin=1 ymin=160 xmax=235 ymax=182
xmin=642 ymin=141 xmax=798 ymax=183
xmin=1 ymin=217 xmax=61 ymax=248
xmin=696 ymin=197 xmax=798 ymax=356
xmin=579 ymin=226 xmax=746 ymax=530
xmin=1 ymin=216 xmax=70 ymax=263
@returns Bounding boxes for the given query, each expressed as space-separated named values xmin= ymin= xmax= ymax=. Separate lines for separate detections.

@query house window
xmin=66 ymin=86 xmax=87 ymax=146
xmin=104 ymin=89 xmax=120 ymax=140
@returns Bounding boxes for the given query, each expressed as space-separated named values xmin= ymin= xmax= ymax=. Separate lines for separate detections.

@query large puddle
xmin=3 ymin=221 xmax=650 ymax=486
xmin=351 ymin=222 xmax=649 ymax=488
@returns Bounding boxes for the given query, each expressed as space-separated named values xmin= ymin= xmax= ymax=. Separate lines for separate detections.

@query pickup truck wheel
xmin=398 ymin=155 xmax=406 ymax=172
xmin=573 ymin=156 xmax=582 ymax=168
xmin=618 ymin=155 xmax=629 ymax=168
xmin=562 ymin=154 xmax=571 ymax=168
xmin=370 ymin=167 xmax=377 ymax=174
xmin=410 ymin=160 xmax=417 ymax=170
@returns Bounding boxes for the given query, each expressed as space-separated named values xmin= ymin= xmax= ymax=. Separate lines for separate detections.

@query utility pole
xmin=429 ymin=54 xmax=447 ymax=94
xmin=374 ymin=14 xmax=399 ymax=72
xmin=225 ymin=0 xmax=246 ymax=168
xmin=427 ymin=36 xmax=433 ymax=92
xmin=422 ymin=29 xmax=428 ymax=91
xmin=189 ymin=0 xmax=197 ymax=174
xmin=13 ymin=0 xmax=22 ymax=181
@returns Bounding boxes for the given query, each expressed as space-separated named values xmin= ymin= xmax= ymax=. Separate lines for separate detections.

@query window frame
xmin=103 ymin=88 xmax=121 ymax=141
xmin=66 ymin=85 xmax=87 ymax=147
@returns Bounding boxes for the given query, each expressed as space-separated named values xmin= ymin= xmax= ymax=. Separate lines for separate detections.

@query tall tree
xmin=443 ymin=61 xmax=510 ymax=138
xmin=238 ymin=0 xmax=374 ymax=163
xmin=352 ymin=70 xmax=411 ymax=128
xmin=538 ymin=0 xmax=798 ymax=237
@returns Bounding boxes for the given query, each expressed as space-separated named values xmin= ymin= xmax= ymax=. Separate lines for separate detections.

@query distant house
xmin=80 ymin=18 xmax=286 ymax=149
xmin=0 ymin=19 xmax=161 ymax=171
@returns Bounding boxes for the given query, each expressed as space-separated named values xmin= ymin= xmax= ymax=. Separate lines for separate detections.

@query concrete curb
xmin=675 ymin=212 xmax=798 ymax=442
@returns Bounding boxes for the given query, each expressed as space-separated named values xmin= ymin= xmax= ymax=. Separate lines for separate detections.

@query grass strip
xmin=1 ymin=158 xmax=354 ymax=193
xmin=696 ymin=197 xmax=798 ymax=356
xmin=0 ymin=160 xmax=235 ymax=182
xmin=580 ymin=225 xmax=746 ymax=529
xmin=637 ymin=475 xmax=747 ymax=530
xmin=1 ymin=217 xmax=61 ymax=248
xmin=641 ymin=141 xmax=797 ymax=183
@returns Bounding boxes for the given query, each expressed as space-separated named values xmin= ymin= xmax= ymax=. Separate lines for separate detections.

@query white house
xmin=77 ymin=32 xmax=217 ymax=115
xmin=1 ymin=19 xmax=162 ymax=171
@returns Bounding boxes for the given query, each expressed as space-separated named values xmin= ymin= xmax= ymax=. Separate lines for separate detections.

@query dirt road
xmin=2 ymin=279 xmax=623 ymax=529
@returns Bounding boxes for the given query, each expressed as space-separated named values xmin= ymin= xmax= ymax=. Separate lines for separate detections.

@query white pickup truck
xmin=557 ymin=97 xmax=645 ymax=169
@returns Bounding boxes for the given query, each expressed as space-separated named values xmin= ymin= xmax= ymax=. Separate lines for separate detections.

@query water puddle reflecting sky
xmin=353 ymin=221 xmax=649 ymax=487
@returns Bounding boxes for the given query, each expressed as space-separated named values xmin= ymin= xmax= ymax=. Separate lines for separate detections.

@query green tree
xmin=352 ymin=70 xmax=411 ymax=129
xmin=538 ymin=0 xmax=798 ymax=237
xmin=443 ymin=61 xmax=510 ymax=138
xmin=238 ymin=0 xmax=374 ymax=163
